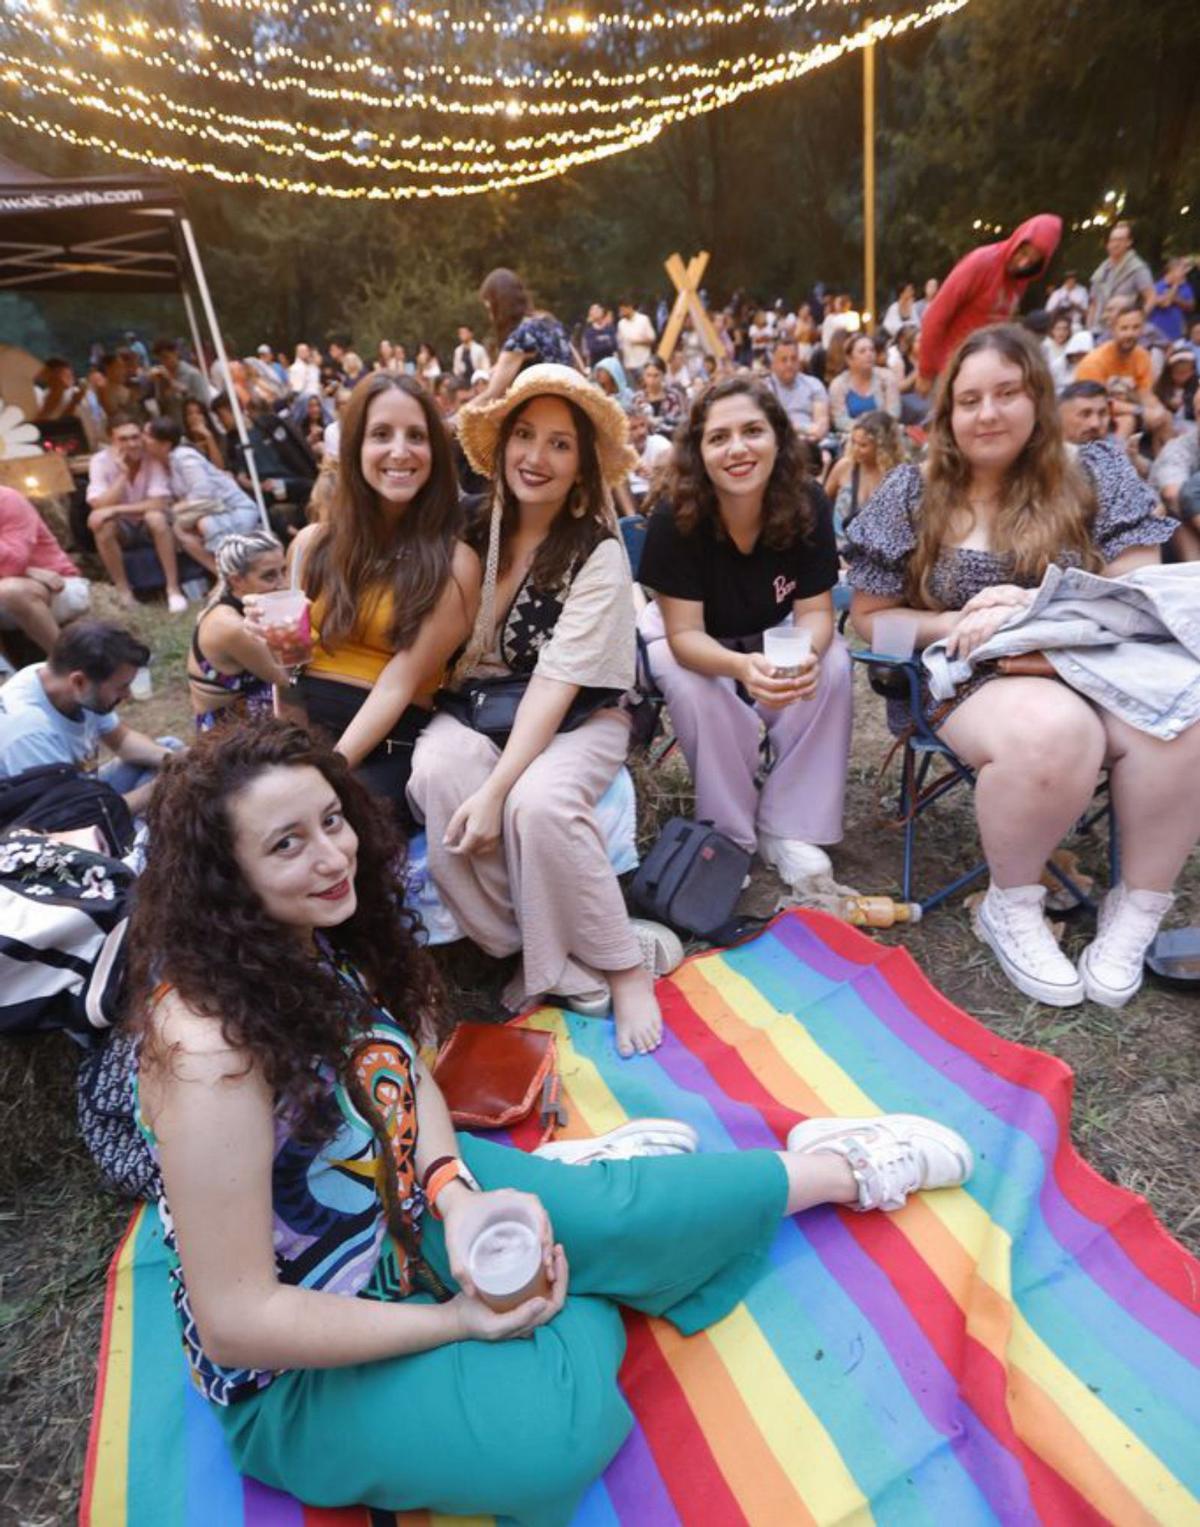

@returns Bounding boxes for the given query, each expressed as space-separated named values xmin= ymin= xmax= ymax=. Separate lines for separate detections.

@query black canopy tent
xmin=0 ymin=154 xmax=267 ymax=520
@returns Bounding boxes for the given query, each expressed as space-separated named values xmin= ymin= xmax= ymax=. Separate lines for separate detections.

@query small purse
xmin=436 ymin=676 xmax=620 ymax=744
xmin=432 ymin=1021 xmax=565 ymax=1136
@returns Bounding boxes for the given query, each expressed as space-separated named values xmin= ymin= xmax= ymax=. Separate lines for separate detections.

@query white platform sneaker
xmin=974 ymin=883 xmax=1084 ymax=1006
xmin=759 ymin=832 xmax=832 ymax=887
xmin=786 ymin=1114 xmax=973 ymax=1212
xmin=1078 ymin=885 xmax=1173 ymax=1009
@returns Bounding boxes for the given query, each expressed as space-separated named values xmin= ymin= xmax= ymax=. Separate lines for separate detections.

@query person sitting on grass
xmin=408 ymin=364 xmax=671 ymax=1057
xmin=0 ymin=484 xmax=91 ymax=656
xmin=129 ymin=718 xmax=973 ymax=1526
xmin=85 ymin=413 xmax=188 ymax=614
xmin=187 ymin=532 xmax=296 ymax=732
xmin=143 ymin=416 xmax=264 ymax=574
xmin=0 ymin=620 xmax=180 ymax=816
xmin=824 ymin=409 xmax=906 ymax=535
xmin=847 ymin=323 xmax=1197 ymax=1011
xmin=637 ymin=375 xmax=853 ymax=890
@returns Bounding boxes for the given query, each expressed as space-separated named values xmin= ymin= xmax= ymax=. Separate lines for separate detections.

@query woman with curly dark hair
xmin=636 ymin=375 xmax=853 ymax=887
xmin=130 ymin=718 xmax=973 ymax=1525
xmin=409 ymin=364 xmax=676 ymax=1058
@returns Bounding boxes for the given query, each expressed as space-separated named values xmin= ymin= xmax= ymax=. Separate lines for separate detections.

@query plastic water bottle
xmin=838 ymin=895 xmax=923 ymax=928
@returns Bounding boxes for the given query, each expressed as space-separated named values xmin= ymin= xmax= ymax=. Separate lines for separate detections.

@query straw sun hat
xmin=456 ymin=363 xmax=637 ymax=487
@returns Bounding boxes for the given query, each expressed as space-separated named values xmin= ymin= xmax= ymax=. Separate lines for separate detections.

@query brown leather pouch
xmin=432 ymin=1022 xmax=562 ymax=1132
xmin=996 ymin=652 xmax=1057 ymax=678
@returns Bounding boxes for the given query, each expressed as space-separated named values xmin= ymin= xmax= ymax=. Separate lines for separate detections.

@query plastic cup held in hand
xmin=254 ymin=589 xmax=311 ymax=660
xmin=466 ymin=1202 xmax=550 ymax=1313
xmin=871 ymin=610 xmax=920 ymax=662
xmin=761 ymin=623 xmax=812 ymax=677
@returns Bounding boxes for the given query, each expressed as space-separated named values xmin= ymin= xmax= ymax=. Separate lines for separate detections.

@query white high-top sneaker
xmin=975 ymin=883 xmax=1084 ymax=1006
xmin=1078 ymin=885 xmax=1174 ymax=1009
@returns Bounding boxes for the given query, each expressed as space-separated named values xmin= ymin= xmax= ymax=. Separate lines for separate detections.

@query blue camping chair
xmin=853 ymin=649 xmax=1118 ymax=916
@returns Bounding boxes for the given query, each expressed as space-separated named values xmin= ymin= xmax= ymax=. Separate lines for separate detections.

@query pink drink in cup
xmin=466 ymin=1203 xmax=551 ymax=1313
xmin=254 ymin=589 xmax=311 ymax=665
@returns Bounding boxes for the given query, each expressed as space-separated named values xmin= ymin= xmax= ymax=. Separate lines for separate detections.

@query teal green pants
xmin=218 ymin=1138 xmax=788 ymax=1527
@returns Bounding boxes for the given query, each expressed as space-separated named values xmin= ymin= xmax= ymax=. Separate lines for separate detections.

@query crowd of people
xmin=2 ymin=230 xmax=1199 ymax=1524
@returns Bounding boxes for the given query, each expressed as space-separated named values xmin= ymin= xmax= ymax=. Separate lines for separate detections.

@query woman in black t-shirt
xmin=637 ymin=376 xmax=853 ymax=886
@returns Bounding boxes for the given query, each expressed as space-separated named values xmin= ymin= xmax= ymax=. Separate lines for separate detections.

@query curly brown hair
xmin=126 ymin=720 xmax=449 ymax=1138
xmin=665 ymin=375 xmax=816 ymax=549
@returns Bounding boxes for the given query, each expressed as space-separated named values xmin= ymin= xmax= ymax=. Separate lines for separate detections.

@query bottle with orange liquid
xmin=838 ymin=895 xmax=923 ymax=928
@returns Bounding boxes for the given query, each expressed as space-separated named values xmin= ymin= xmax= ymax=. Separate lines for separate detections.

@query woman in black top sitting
xmin=187 ymin=530 xmax=295 ymax=732
xmin=637 ymin=377 xmax=853 ymax=888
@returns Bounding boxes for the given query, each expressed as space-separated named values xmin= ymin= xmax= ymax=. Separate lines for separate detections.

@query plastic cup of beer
xmin=871 ymin=610 xmax=920 ymax=662
xmin=254 ymin=589 xmax=311 ymax=654
xmin=761 ymin=623 xmax=813 ymax=677
xmin=466 ymin=1202 xmax=551 ymax=1314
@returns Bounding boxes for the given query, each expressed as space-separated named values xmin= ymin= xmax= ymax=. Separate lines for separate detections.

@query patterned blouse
xmin=503 ymin=314 xmax=575 ymax=370
xmin=632 ymin=382 xmax=687 ymax=438
xmin=136 ymin=954 xmax=424 ymax=1407
xmin=844 ymin=439 xmax=1175 ymax=727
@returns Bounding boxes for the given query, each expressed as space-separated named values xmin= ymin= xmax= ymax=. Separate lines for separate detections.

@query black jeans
xmin=299 ymin=674 xmax=429 ymax=827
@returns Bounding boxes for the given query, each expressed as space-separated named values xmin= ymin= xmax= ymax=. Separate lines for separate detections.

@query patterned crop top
xmin=136 ymin=954 xmax=425 ymax=1407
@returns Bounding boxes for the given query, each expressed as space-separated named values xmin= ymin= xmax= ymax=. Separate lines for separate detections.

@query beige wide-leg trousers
xmin=407 ymin=710 xmax=641 ymax=1009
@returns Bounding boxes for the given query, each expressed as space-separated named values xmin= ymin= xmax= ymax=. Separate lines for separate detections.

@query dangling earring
xmin=569 ymin=480 xmax=586 ymax=518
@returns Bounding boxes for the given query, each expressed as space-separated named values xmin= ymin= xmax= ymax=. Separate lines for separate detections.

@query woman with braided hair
xmin=186 ymin=529 xmax=294 ymax=732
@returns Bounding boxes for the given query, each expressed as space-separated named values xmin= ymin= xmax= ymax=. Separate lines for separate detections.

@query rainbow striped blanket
xmin=83 ymin=910 xmax=1200 ymax=1525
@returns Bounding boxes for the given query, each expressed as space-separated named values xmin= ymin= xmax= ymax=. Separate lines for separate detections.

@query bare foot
xmin=608 ymin=965 xmax=663 ymax=1058
xmin=115 ymin=586 xmax=136 ymax=609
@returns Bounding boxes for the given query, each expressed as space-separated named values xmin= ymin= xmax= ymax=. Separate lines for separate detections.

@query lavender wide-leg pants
xmin=641 ymin=609 xmax=853 ymax=854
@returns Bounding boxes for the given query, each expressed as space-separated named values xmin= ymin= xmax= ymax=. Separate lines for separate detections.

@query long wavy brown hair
xmin=127 ymin=721 xmax=449 ymax=1139
xmin=909 ymin=324 xmax=1099 ymax=608
xmin=304 ymin=373 xmax=462 ymax=654
xmin=479 ymin=267 xmax=533 ymax=347
xmin=471 ymin=395 xmax=611 ymax=590
xmin=665 ymin=375 xmax=817 ymax=549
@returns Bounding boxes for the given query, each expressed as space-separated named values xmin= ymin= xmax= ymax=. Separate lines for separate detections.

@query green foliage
xmin=0 ymin=0 xmax=1195 ymax=363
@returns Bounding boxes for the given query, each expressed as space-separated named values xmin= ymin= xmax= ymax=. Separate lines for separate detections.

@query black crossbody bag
xmin=436 ymin=677 xmax=620 ymax=744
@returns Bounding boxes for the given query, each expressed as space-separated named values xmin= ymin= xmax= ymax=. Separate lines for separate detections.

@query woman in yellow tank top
xmin=284 ymin=373 xmax=480 ymax=818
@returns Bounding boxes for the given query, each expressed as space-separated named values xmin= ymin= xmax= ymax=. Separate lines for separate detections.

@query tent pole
xmin=179 ymin=285 xmax=207 ymax=395
xmin=177 ymin=214 xmax=269 ymax=529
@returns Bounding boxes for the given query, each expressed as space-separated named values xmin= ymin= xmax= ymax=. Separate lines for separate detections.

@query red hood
xmin=995 ymin=213 xmax=1063 ymax=288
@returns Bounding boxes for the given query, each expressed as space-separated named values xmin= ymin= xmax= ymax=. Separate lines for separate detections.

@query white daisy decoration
xmin=0 ymin=403 xmax=43 ymax=459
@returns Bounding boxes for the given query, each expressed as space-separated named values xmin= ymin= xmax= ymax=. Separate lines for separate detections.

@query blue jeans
xmin=100 ymin=735 xmax=183 ymax=797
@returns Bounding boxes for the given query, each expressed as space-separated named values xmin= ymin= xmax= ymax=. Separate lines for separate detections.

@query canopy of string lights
xmin=0 ymin=0 xmax=970 ymax=198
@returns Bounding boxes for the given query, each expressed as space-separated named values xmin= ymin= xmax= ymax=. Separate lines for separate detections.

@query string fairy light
xmin=0 ymin=0 xmax=973 ymax=197
xmin=5 ymin=0 xmax=924 ymax=97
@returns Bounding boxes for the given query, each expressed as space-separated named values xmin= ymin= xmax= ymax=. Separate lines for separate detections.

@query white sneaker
xmin=759 ymin=831 xmax=832 ymax=887
xmin=975 ymin=883 xmax=1083 ymax=1006
xmin=1078 ymin=885 xmax=1173 ymax=1009
xmin=786 ymin=1113 xmax=973 ymax=1212
xmin=534 ymin=1118 xmax=700 ymax=1164
xmin=553 ymin=986 xmax=610 ymax=1017
xmin=166 ymin=591 xmax=189 ymax=615
xmin=630 ymin=918 xmax=684 ymax=977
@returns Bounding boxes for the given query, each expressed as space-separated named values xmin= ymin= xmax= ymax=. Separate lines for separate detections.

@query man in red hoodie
xmin=916 ymin=213 xmax=1063 ymax=390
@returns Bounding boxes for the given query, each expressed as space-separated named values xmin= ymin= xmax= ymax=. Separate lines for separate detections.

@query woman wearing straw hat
xmin=408 ymin=364 xmax=675 ymax=1057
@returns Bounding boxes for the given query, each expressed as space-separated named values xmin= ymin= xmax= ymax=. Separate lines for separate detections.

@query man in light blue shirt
xmin=143 ymin=415 xmax=262 ymax=572
xmin=0 ymin=621 xmax=180 ymax=814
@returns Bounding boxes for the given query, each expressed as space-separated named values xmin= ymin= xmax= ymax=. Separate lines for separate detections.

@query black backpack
xmin=0 ymin=763 xmax=135 ymax=855
xmin=629 ymin=818 xmax=752 ymax=941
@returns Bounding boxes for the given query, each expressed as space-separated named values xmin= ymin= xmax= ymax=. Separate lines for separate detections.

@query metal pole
xmin=177 ymin=214 xmax=269 ymax=528
xmin=179 ymin=285 xmax=207 ymax=390
xmin=863 ymin=39 xmax=877 ymax=332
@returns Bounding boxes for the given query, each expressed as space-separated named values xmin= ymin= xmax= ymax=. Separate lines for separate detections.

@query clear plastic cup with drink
xmin=253 ymin=589 xmax=312 ymax=667
xmin=761 ymin=622 xmax=813 ymax=678
xmin=466 ymin=1202 xmax=551 ymax=1313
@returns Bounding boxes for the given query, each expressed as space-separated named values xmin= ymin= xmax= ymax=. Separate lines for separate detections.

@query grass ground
xmin=2 ymin=586 xmax=1197 ymax=1525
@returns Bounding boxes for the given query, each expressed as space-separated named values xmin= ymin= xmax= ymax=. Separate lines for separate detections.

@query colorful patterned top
xmin=135 ymin=954 xmax=424 ymax=1407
